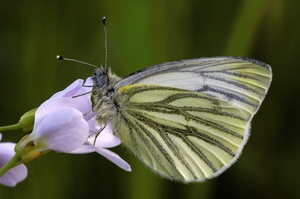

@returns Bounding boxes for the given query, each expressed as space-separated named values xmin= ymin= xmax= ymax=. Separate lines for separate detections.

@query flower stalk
xmin=0 ymin=124 xmax=22 ymax=132
xmin=0 ymin=153 xmax=22 ymax=177
xmin=0 ymin=108 xmax=36 ymax=133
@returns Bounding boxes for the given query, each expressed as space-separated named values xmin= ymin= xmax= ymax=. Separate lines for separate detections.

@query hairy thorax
xmin=92 ymin=67 xmax=122 ymax=125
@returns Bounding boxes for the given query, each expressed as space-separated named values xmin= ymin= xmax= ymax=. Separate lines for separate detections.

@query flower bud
xmin=18 ymin=108 xmax=37 ymax=132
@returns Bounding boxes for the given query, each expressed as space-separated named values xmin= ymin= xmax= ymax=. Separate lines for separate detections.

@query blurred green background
xmin=0 ymin=0 xmax=298 ymax=198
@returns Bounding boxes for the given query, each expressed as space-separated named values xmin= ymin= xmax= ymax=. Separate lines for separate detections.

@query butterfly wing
xmin=114 ymin=85 xmax=251 ymax=182
xmin=112 ymin=57 xmax=271 ymax=182
xmin=115 ymin=57 xmax=272 ymax=116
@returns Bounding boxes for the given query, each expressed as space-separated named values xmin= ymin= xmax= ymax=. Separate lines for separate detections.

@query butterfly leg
xmin=92 ymin=123 xmax=107 ymax=145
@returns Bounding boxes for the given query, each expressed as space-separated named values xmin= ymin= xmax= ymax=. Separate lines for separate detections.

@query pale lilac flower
xmin=0 ymin=134 xmax=27 ymax=187
xmin=17 ymin=79 xmax=130 ymax=171
xmin=16 ymin=79 xmax=91 ymax=155
xmin=21 ymin=103 xmax=89 ymax=153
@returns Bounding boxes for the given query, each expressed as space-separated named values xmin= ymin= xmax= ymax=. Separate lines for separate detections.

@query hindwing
xmin=114 ymin=85 xmax=252 ymax=182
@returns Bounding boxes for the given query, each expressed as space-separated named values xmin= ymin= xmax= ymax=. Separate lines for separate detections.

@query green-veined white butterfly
xmin=91 ymin=56 xmax=272 ymax=183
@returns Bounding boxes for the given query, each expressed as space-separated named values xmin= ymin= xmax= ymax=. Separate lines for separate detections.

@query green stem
xmin=0 ymin=123 xmax=22 ymax=132
xmin=0 ymin=154 xmax=22 ymax=177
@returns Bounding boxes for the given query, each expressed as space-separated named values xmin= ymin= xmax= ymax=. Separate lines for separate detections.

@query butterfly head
xmin=92 ymin=68 xmax=109 ymax=89
xmin=91 ymin=67 xmax=121 ymax=101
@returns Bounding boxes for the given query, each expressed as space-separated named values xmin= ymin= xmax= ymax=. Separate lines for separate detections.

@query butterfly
xmin=91 ymin=56 xmax=272 ymax=183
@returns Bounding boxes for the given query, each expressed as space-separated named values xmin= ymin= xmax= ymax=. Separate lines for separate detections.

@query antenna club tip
xmin=102 ymin=17 xmax=106 ymax=25
xmin=56 ymin=55 xmax=64 ymax=60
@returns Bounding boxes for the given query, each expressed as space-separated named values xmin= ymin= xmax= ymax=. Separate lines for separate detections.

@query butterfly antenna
xmin=56 ymin=55 xmax=98 ymax=68
xmin=102 ymin=17 xmax=108 ymax=69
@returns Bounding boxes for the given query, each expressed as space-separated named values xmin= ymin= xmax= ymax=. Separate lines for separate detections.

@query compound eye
xmin=96 ymin=74 xmax=107 ymax=87
xmin=93 ymin=68 xmax=108 ymax=88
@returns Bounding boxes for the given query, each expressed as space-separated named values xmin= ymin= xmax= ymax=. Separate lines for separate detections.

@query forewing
xmin=115 ymin=57 xmax=272 ymax=116
xmin=114 ymin=85 xmax=255 ymax=182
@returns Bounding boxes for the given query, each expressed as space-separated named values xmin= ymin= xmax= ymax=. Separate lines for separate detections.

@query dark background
xmin=0 ymin=0 xmax=299 ymax=198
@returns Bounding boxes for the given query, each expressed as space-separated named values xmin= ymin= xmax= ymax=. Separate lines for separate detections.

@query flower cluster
xmin=0 ymin=78 xmax=131 ymax=187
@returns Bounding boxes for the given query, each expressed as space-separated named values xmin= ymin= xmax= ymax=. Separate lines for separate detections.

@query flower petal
xmin=33 ymin=107 xmax=89 ymax=152
xmin=68 ymin=94 xmax=94 ymax=121
xmin=42 ymin=79 xmax=94 ymax=122
xmin=95 ymin=148 xmax=131 ymax=172
xmin=70 ymin=78 xmax=94 ymax=120
xmin=86 ymin=117 xmax=101 ymax=133
xmin=51 ymin=79 xmax=84 ymax=98
xmin=34 ymin=98 xmax=74 ymax=127
xmin=0 ymin=143 xmax=27 ymax=187
xmin=88 ymin=124 xmax=121 ymax=148
xmin=69 ymin=145 xmax=96 ymax=154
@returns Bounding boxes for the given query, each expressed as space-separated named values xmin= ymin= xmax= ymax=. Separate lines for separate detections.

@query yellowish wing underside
xmin=112 ymin=57 xmax=271 ymax=182
xmin=114 ymin=85 xmax=251 ymax=182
